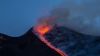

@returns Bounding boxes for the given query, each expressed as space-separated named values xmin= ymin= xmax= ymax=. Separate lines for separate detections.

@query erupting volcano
xmin=33 ymin=17 xmax=67 ymax=56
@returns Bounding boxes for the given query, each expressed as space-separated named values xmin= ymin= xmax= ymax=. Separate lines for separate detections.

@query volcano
xmin=0 ymin=26 xmax=100 ymax=56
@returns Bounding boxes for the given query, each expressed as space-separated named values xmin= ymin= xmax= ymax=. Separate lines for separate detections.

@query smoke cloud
xmin=47 ymin=0 xmax=100 ymax=36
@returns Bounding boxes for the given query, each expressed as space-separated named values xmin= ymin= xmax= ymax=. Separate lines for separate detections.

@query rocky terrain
xmin=44 ymin=26 xmax=100 ymax=56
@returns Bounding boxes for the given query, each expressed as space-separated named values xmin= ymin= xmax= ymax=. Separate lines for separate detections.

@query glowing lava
xmin=38 ymin=35 xmax=67 ymax=56
xmin=34 ymin=23 xmax=52 ymax=34
xmin=33 ymin=18 xmax=67 ymax=56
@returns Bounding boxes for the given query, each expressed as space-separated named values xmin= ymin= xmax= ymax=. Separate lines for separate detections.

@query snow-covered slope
xmin=44 ymin=26 xmax=100 ymax=56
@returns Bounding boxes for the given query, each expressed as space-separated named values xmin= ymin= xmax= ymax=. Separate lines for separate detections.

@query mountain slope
xmin=0 ymin=27 xmax=60 ymax=56
xmin=44 ymin=26 xmax=100 ymax=56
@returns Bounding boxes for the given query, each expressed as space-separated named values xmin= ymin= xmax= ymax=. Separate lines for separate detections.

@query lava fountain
xmin=33 ymin=17 xmax=67 ymax=56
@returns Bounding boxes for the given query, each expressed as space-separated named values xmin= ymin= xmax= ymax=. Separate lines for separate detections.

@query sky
xmin=0 ymin=0 xmax=63 ymax=37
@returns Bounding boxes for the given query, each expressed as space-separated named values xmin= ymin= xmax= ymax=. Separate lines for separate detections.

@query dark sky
xmin=0 ymin=0 xmax=63 ymax=37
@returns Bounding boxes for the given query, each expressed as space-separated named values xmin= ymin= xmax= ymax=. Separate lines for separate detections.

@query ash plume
xmin=48 ymin=0 xmax=100 ymax=36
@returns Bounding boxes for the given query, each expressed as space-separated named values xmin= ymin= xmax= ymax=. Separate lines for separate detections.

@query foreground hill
xmin=0 ymin=28 xmax=60 ymax=56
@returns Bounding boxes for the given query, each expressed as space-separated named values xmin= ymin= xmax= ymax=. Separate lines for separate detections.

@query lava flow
xmin=33 ymin=18 xmax=67 ymax=56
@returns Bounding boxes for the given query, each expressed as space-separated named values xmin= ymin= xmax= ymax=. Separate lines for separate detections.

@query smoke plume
xmin=48 ymin=0 xmax=100 ymax=36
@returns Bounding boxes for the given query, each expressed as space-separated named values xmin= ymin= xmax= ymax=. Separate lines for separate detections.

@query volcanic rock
xmin=44 ymin=26 xmax=100 ymax=56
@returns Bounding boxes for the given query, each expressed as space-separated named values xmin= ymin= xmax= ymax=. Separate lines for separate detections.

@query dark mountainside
xmin=0 ymin=28 xmax=60 ymax=56
xmin=44 ymin=26 xmax=100 ymax=56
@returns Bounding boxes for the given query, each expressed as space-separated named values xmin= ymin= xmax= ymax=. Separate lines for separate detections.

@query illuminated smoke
xmin=49 ymin=0 xmax=100 ymax=36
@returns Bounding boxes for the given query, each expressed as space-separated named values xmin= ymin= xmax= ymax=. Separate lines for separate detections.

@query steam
xmin=48 ymin=0 xmax=100 ymax=36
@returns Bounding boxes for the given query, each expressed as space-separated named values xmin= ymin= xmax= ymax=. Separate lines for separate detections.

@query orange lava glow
xmin=34 ymin=23 xmax=51 ymax=34
xmin=33 ymin=19 xmax=67 ymax=56
xmin=38 ymin=35 xmax=67 ymax=56
xmin=34 ymin=17 xmax=56 ymax=34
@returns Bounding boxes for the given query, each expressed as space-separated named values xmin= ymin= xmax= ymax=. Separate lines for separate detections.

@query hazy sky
xmin=0 ymin=0 xmax=63 ymax=37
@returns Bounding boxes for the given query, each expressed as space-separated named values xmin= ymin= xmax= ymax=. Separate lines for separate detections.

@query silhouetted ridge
xmin=0 ymin=27 xmax=60 ymax=56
